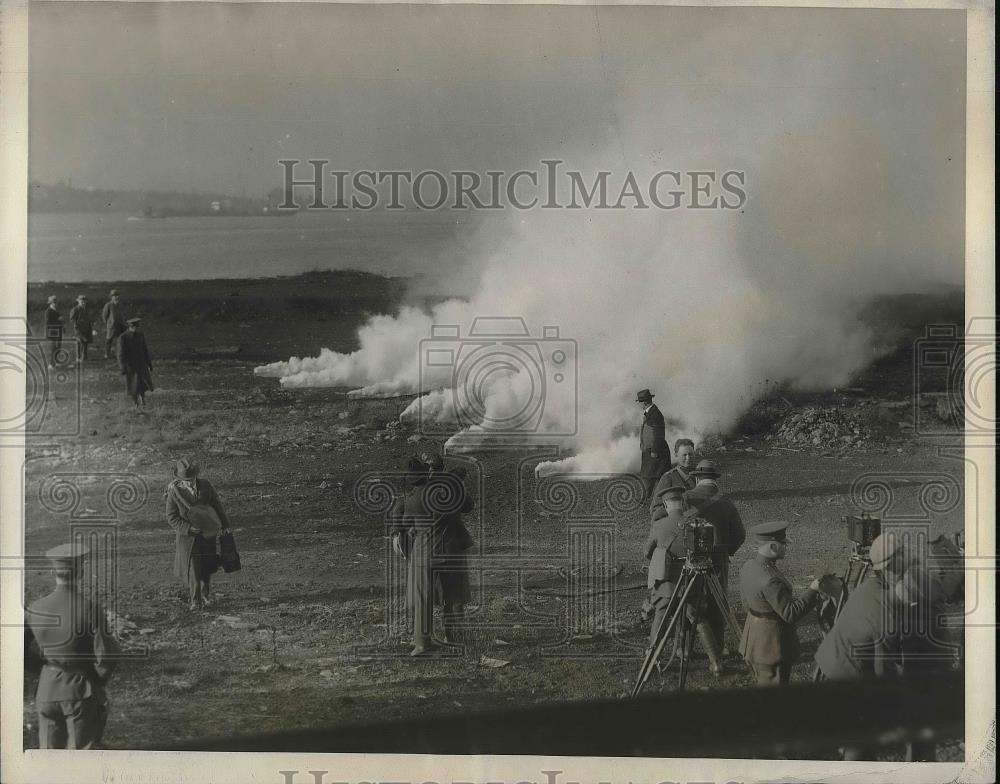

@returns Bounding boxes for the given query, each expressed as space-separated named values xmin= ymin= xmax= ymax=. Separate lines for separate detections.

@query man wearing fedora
xmin=738 ymin=521 xmax=821 ymax=686
xmin=25 ymin=543 xmax=120 ymax=749
xmin=44 ymin=294 xmax=64 ymax=368
xmin=686 ymin=459 xmax=746 ymax=660
xmin=165 ymin=458 xmax=232 ymax=610
xmin=117 ymin=317 xmax=154 ymax=409
xmin=69 ymin=294 xmax=94 ymax=362
xmin=636 ymin=389 xmax=670 ymax=502
xmin=101 ymin=288 xmax=126 ymax=359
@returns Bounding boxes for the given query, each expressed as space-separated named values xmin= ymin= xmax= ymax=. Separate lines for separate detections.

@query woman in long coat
xmin=117 ymin=317 xmax=154 ymax=409
xmin=164 ymin=458 xmax=231 ymax=610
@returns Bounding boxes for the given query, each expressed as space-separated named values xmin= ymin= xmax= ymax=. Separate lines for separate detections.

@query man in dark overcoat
xmin=101 ymin=289 xmax=126 ymax=359
xmin=25 ymin=543 xmax=120 ymax=749
xmin=117 ymin=317 xmax=154 ymax=408
xmin=426 ymin=456 xmax=475 ymax=644
xmin=44 ymin=294 xmax=64 ymax=368
xmin=164 ymin=458 xmax=232 ymax=610
xmin=738 ymin=521 xmax=821 ymax=686
xmin=685 ymin=459 xmax=746 ymax=662
xmin=69 ymin=294 xmax=94 ymax=361
xmin=636 ymin=389 xmax=670 ymax=502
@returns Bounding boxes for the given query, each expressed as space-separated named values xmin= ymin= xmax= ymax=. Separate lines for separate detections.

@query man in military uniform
xmin=686 ymin=459 xmax=746 ymax=661
xmin=24 ymin=543 xmax=119 ymax=749
xmin=649 ymin=437 xmax=697 ymax=512
xmin=636 ymin=389 xmax=670 ymax=502
xmin=738 ymin=521 xmax=820 ymax=686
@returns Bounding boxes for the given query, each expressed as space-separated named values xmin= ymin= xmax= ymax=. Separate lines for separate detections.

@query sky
xmin=31 ymin=3 xmax=964 ymax=205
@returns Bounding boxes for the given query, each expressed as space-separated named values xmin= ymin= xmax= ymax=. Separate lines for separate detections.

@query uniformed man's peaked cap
xmin=751 ymin=520 xmax=790 ymax=542
xmin=45 ymin=542 xmax=89 ymax=567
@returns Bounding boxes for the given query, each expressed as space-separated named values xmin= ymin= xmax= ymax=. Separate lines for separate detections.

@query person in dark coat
xmin=815 ymin=533 xmax=905 ymax=760
xmin=25 ymin=543 xmax=119 ymax=749
xmin=69 ymin=294 xmax=94 ymax=361
xmin=649 ymin=437 xmax=697 ymax=512
xmin=117 ymin=317 xmax=154 ymax=409
xmin=685 ymin=459 xmax=746 ymax=661
xmin=44 ymin=295 xmax=64 ymax=368
xmin=636 ymin=389 xmax=670 ymax=502
xmin=101 ymin=289 xmax=126 ymax=359
xmin=738 ymin=521 xmax=820 ymax=686
xmin=426 ymin=455 xmax=475 ymax=644
xmin=164 ymin=458 xmax=232 ymax=610
xmin=400 ymin=458 xmax=434 ymax=655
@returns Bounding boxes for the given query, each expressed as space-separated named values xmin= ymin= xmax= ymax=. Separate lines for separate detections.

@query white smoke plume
xmin=255 ymin=34 xmax=962 ymax=478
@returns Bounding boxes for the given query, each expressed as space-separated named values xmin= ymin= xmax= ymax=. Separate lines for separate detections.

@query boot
xmin=697 ymin=622 xmax=724 ymax=676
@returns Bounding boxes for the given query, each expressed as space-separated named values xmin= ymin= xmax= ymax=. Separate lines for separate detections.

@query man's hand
xmin=809 ymin=578 xmax=821 ymax=591
xmin=650 ymin=452 xmax=658 ymax=459
xmin=188 ymin=526 xmax=202 ymax=536
xmin=221 ymin=528 xmax=231 ymax=536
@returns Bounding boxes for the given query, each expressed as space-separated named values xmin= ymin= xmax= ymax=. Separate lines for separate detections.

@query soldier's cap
xmin=635 ymin=388 xmax=654 ymax=403
xmin=869 ymin=532 xmax=903 ymax=569
xmin=76 ymin=294 xmax=87 ymax=301
xmin=110 ymin=289 xmax=120 ymax=296
xmin=692 ymin=459 xmax=720 ymax=479
xmin=173 ymin=457 xmax=200 ymax=480
xmin=752 ymin=520 xmax=790 ymax=543
xmin=45 ymin=543 xmax=89 ymax=568
xmin=47 ymin=295 xmax=58 ymax=304
xmin=126 ymin=317 xmax=142 ymax=325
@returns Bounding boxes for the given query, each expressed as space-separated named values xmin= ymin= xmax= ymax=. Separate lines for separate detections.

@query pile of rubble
xmin=769 ymin=405 xmax=876 ymax=449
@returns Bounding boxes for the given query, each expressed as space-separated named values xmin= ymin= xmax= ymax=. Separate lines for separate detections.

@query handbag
xmin=219 ymin=531 xmax=242 ymax=573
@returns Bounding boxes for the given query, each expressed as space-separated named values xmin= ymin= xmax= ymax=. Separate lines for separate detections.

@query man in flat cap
xmin=44 ymin=294 xmax=64 ymax=369
xmin=643 ymin=484 xmax=690 ymax=650
xmin=117 ymin=317 xmax=154 ymax=409
xmin=686 ymin=459 xmax=746 ymax=663
xmin=636 ymin=389 xmax=670 ymax=503
xmin=738 ymin=521 xmax=821 ymax=686
xmin=69 ymin=294 xmax=94 ymax=362
xmin=24 ymin=543 xmax=119 ymax=749
xmin=101 ymin=289 xmax=126 ymax=359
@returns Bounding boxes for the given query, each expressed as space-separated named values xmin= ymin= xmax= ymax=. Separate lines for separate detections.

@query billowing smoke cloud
xmin=255 ymin=30 xmax=962 ymax=478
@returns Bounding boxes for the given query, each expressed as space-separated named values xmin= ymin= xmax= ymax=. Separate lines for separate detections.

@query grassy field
xmin=21 ymin=274 xmax=966 ymax=758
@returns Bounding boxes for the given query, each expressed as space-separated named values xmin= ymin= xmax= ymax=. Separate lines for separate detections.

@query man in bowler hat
xmin=25 ymin=543 xmax=119 ymax=749
xmin=738 ymin=521 xmax=821 ymax=685
xmin=636 ymin=389 xmax=670 ymax=502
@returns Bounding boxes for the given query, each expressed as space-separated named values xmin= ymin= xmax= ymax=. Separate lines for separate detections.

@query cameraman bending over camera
xmin=738 ymin=521 xmax=820 ymax=686
xmin=686 ymin=460 xmax=746 ymax=661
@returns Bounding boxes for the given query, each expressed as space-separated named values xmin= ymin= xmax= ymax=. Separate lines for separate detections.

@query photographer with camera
xmin=686 ymin=460 xmax=746 ymax=663
xmin=738 ymin=521 xmax=821 ymax=686
xmin=643 ymin=485 xmax=689 ymax=645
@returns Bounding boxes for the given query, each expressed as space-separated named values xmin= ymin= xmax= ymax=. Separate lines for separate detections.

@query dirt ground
xmin=20 ymin=276 xmax=966 ymax=758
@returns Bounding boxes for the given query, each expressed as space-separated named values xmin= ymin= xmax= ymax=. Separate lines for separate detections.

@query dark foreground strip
xmin=156 ymin=671 xmax=963 ymax=757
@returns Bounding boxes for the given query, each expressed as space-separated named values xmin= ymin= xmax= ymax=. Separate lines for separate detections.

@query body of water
xmin=28 ymin=211 xmax=468 ymax=282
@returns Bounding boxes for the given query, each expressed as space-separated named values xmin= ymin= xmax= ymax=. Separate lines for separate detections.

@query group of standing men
xmin=636 ymin=387 xmax=956 ymax=760
xmin=42 ymin=288 xmax=155 ymax=408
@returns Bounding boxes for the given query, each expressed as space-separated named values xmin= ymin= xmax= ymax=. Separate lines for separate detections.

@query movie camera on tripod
xmin=632 ymin=516 xmax=745 ymax=696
